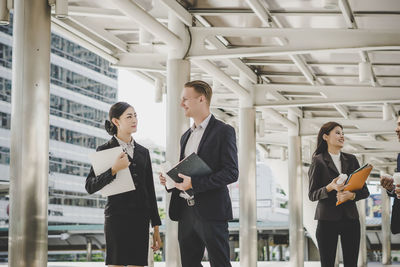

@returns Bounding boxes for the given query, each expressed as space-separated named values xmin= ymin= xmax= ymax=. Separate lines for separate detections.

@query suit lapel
xmin=180 ymin=129 xmax=191 ymax=160
xmin=197 ymin=115 xmax=216 ymax=155
xmin=340 ymin=153 xmax=350 ymax=175
xmin=323 ymin=151 xmax=340 ymax=176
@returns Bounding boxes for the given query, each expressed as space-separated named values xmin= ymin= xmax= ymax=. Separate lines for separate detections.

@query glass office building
xmin=0 ymin=19 xmax=117 ymax=225
xmin=0 ymin=18 xmax=168 ymax=261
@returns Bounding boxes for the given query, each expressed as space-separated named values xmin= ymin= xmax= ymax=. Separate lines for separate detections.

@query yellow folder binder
xmin=336 ymin=163 xmax=373 ymax=206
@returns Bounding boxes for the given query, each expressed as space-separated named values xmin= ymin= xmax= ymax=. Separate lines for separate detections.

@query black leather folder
xmin=167 ymin=152 xmax=212 ymax=183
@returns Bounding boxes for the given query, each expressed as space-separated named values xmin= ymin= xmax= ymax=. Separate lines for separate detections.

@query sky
xmin=117 ymin=70 xmax=166 ymax=148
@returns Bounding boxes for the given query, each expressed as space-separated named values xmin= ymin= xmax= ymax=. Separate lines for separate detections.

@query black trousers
xmin=178 ymin=203 xmax=231 ymax=267
xmin=316 ymin=219 xmax=360 ymax=267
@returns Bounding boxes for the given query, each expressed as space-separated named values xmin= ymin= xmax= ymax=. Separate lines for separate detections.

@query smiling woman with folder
xmin=308 ymin=121 xmax=370 ymax=267
xmin=85 ymin=102 xmax=161 ymax=267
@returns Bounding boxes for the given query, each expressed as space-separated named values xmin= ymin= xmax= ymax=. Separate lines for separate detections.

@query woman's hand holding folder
xmin=326 ymin=177 xmax=346 ymax=192
xmin=336 ymin=190 xmax=356 ymax=203
xmin=335 ymin=164 xmax=373 ymax=205
xmin=111 ymin=152 xmax=130 ymax=175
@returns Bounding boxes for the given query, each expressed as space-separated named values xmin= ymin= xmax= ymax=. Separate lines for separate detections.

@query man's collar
xmin=191 ymin=113 xmax=212 ymax=132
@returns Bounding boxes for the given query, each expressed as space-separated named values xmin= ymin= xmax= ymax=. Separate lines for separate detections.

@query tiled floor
xmin=0 ymin=262 xmax=398 ymax=267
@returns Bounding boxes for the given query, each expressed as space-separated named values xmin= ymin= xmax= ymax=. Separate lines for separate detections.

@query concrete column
xmin=86 ymin=239 xmax=92 ymax=261
xmin=165 ymin=12 xmax=189 ymax=267
xmin=304 ymin=235 xmax=309 ymax=261
xmin=279 ymin=245 xmax=284 ymax=261
xmin=266 ymin=237 xmax=270 ymax=261
xmin=288 ymin=110 xmax=304 ymax=267
xmin=357 ymin=199 xmax=367 ymax=267
xmin=381 ymin=170 xmax=391 ymax=265
xmin=357 ymin=155 xmax=367 ymax=267
xmin=9 ymin=0 xmax=51 ymax=266
xmin=238 ymin=74 xmax=257 ymax=267
xmin=302 ymin=139 xmax=318 ymax=249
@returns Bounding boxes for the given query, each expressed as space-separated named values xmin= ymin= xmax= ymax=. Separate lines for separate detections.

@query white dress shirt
xmin=180 ymin=114 xmax=212 ymax=201
xmin=114 ymin=135 xmax=135 ymax=158
xmin=329 ymin=152 xmax=341 ymax=173
xmin=184 ymin=113 xmax=212 ymax=158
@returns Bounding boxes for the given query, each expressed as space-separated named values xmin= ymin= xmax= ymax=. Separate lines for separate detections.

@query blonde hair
xmin=184 ymin=80 xmax=213 ymax=105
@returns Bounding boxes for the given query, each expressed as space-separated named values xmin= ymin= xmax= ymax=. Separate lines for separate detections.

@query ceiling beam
xmin=300 ymin=118 xmax=396 ymax=136
xmin=245 ymin=60 xmax=400 ymax=68
xmin=206 ymin=36 xmax=258 ymax=83
xmin=187 ymin=8 xmax=400 ymax=17
xmin=111 ymin=53 xmax=167 ymax=73
xmin=255 ymin=84 xmax=400 ymax=107
xmin=58 ymin=6 xmax=126 ymax=19
xmin=51 ymin=18 xmax=119 ymax=64
xmin=158 ymin=1 xmax=257 ymax=84
xmin=244 ymin=0 xmax=272 ymax=26
xmin=189 ymin=45 xmax=400 ymax=60
xmin=188 ymin=27 xmax=400 ymax=59
xmin=51 ymin=17 xmax=116 ymax=54
xmin=243 ymin=3 xmax=309 ymax=118
xmin=338 ymin=0 xmax=357 ymax=28
xmin=261 ymin=108 xmax=297 ymax=131
xmin=159 ymin=0 xmax=193 ymax=26
xmin=255 ymin=84 xmax=399 ymax=94
xmin=69 ymin=17 xmax=128 ymax=53
xmin=333 ymin=104 xmax=353 ymax=119
xmin=192 ymin=59 xmax=250 ymax=100
xmin=255 ymin=97 xmax=400 ymax=108
xmin=110 ymin=0 xmax=181 ymax=48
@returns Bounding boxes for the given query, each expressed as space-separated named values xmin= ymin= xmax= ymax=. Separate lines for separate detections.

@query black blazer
xmin=392 ymin=198 xmax=400 ymax=234
xmin=169 ymin=115 xmax=239 ymax=222
xmin=392 ymin=164 xmax=400 ymax=234
xmin=387 ymin=164 xmax=400 ymax=234
xmin=308 ymin=151 xmax=370 ymax=221
xmin=85 ymin=137 xmax=161 ymax=227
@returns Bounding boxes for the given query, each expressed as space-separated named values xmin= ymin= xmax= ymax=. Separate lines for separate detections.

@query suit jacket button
xmin=133 ymin=173 xmax=138 ymax=177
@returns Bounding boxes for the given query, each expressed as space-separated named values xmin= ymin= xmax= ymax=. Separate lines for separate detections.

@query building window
xmin=50 ymin=125 xmax=107 ymax=149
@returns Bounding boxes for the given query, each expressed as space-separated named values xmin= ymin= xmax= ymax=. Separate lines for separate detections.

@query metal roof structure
xmin=4 ymin=0 xmax=400 ymax=265
xmin=50 ymin=0 xmax=400 ymax=177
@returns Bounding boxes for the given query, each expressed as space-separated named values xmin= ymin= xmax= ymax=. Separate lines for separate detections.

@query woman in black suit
xmin=86 ymin=102 xmax=161 ymax=267
xmin=308 ymin=121 xmax=369 ymax=267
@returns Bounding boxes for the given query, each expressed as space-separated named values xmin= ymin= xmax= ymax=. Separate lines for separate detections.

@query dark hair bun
xmin=105 ymin=120 xmax=117 ymax=135
xmin=107 ymin=102 xmax=132 ymax=135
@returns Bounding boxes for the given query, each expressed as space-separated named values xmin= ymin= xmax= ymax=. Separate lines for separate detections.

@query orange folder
xmin=336 ymin=163 xmax=373 ymax=206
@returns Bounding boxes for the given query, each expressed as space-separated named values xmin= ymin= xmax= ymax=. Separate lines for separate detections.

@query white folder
xmin=160 ymin=161 xmax=176 ymax=190
xmin=88 ymin=146 xmax=135 ymax=197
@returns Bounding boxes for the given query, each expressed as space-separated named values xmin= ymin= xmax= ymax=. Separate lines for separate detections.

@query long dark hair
xmin=104 ymin=102 xmax=132 ymax=135
xmin=313 ymin=121 xmax=343 ymax=156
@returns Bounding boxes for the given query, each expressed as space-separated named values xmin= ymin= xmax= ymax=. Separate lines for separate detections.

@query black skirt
xmin=105 ymin=209 xmax=150 ymax=266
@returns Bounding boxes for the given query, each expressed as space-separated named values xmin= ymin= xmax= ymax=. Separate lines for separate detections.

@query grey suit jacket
xmin=308 ymin=151 xmax=370 ymax=221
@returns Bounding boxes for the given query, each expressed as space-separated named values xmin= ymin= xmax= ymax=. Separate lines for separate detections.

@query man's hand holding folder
xmin=336 ymin=163 xmax=373 ymax=205
xmin=159 ymin=153 xmax=212 ymax=193
xmin=175 ymin=173 xmax=193 ymax=191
